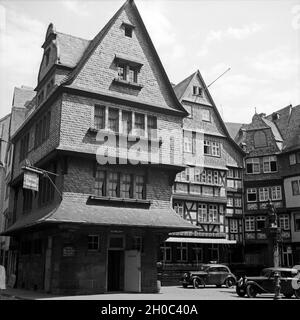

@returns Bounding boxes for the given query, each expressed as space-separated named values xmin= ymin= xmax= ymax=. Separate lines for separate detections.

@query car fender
xmin=191 ymin=275 xmax=206 ymax=283
xmin=246 ymin=280 xmax=267 ymax=293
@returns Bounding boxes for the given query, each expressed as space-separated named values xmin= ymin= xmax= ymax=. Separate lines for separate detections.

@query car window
xmin=209 ymin=267 xmax=219 ymax=272
xmin=281 ymin=271 xmax=298 ymax=278
xmin=219 ymin=267 xmax=228 ymax=273
xmin=261 ymin=269 xmax=271 ymax=277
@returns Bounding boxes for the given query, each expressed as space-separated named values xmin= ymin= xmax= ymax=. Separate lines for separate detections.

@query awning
xmin=165 ymin=237 xmax=237 ymax=245
xmin=2 ymin=194 xmax=198 ymax=235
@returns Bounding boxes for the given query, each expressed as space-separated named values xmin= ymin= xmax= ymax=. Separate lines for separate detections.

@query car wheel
xmin=193 ymin=278 xmax=205 ymax=289
xmin=246 ymin=284 xmax=257 ymax=298
xmin=236 ymin=286 xmax=246 ymax=297
xmin=225 ymin=278 xmax=235 ymax=288
xmin=295 ymin=289 xmax=300 ymax=299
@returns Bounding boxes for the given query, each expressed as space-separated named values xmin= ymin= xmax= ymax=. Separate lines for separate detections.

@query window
xmin=254 ymin=131 xmax=267 ymax=148
xmin=295 ymin=214 xmax=300 ymax=232
xmin=201 ymin=170 xmax=206 ymax=183
xmin=160 ymin=243 xmax=172 ymax=262
xmin=147 ymin=115 xmax=157 ymax=139
xmin=207 ymin=170 xmax=212 ymax=184
xmin=23 ymin=189 xmax=32 ymax=213
xmin=192 ymin=244 xmax=203 ymax=262
xmin=121 ymin=110 xmax=132 ymax=135
xmin=201 ymin=109 xmax=210 ymax=122
xmin=279 ymin=215 xmax=290 ymax=230
xmin=184 ymin=135 xmax=193 ymax=153
xmin=213 ymin=171 xmax=219 ymax=184
xmin=108 ymin=108 xmax=119 ymax=132
xmin=198 ymin=204 xmax=207 ymax=223
xmin=271 ymin=186 xmax=282 ymax=200
xmin=289 ymin=154 xmax=296 ymax=165
xmin=259 ymin=187 xmax=269 ymax=202
xmin=95 ymin=170 xmax=106 ymax=196
xmin=227 ymin=169 xmax=234 ymax=178
xmin=292 ymin=180 xmax=300 ymax=196
xmin=247 ymin=188 xmax=257 ymax=202
xmin=135 ymin=175 xmax=145 ymax=199
xmin=120 ymin=174 xmax=132 ymax=198
xmin=176 ymin=243 xmax=188 ymax=262
xmin=230 ymin=219 xmax=238 ymax=233
xmin=128 ymin=67 xmax=138 ymax=83
xmin=118 ymin=63 xmax=127 ymax=80
xmin=174 ymin=202 xmax=184 ymax=218
xmin=227 ymin=197 xmax=234 ymax=207
xmin=108 ymin=172 xmax=119 ymax=197
xmin=204 ymin=140 xmax=211 ymax=155
xmin=212 ymin=142 xmax=221 ymax=156
xmin=246 ymin=158 xmax=260 ymax=174
xmin=256 ymin=216 xmax=266 ymax=231
xmin=208 ymin=205 xmax=218 ymax=222
xmin=124 ymin=25 xmax=133 ymax=38
xmin=94 ymin=105 xmax=105 ymax=130
xmin=234 ymin=197 xmax=242 ymax=207
xmin=135 ymin=113 xmax=145 ymax=136
xmin=263 ymin=156 xmax=277 ymax=173
xmin=34 ymin=112 xmax=51 ymax=148
xmin=38 ymin=166 xmax=55 ymax=207
xmin=19 ymin=132 xmax=30 ymax=161
xmin=88 ymin=235 xmax=100 ymax=251
xmin=245 ymin=216 xmax=255 ymax=231
xmin=193 ymin=86 xmax=202 ymax=96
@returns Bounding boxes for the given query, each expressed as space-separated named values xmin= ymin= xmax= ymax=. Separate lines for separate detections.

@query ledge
xmin=112 ymin=78 xmax=143 ymax=90
xmin=89 ymin=195 xmax=152 ymax=205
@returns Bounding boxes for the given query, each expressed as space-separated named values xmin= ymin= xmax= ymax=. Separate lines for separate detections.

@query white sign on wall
xmin=23 ymin=171 xmax=39 ymax=192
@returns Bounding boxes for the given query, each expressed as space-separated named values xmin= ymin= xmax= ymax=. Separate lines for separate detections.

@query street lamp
xmin=266 ymin=199 xmax=281 ymax=300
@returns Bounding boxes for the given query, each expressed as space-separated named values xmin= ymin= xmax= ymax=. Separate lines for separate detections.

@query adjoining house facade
xmin=1 ymin=0 xmax=197 ymax=294
xmin=230 ymin=107 xmax=300 ymax=267
xmin=159 ymin=71 xmax=245 ymax=271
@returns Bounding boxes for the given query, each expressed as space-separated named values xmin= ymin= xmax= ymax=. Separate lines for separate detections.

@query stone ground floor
xmin=0 ymin=285 xmax=297 ymax=300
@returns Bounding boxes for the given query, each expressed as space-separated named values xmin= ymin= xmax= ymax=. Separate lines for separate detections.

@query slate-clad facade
xmin=2 ymin=0 xmax=197 ymax=294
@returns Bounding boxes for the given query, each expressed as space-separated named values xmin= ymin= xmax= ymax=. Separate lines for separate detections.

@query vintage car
xmin=236 ymin=267 xmax=300 ymax=299
xmin=181 ymin=264 xmax=237 ymax=288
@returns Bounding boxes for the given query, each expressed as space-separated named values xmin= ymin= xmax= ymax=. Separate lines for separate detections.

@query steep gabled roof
xmin=56 ymin=32 xmax=90 ymax=68
xmin=173 ymin=72 xmax=195 ymax=100
xmin=225 ymin=122 xmax=244 ymax=141
xmin=62 ymin=0 xmax=187 ymax=115
xmin=12 ymin=86 xmax=36 ymax=108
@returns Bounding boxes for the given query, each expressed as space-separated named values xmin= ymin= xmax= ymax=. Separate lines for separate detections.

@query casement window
xmin=193 ymin=86 xmax=202 ymax=96
xmin=263 ymin=156 xmax=277 ymax=173
xmin=23 ymin=189 xmax=32 ymax=213
xmin=201 ymin=109 xmax=210 ymax=122
xmin=227 ymin=197 xmax=234 ymax=207
xmin=201 ymin=170 xmax=206 ymax=183
xmin=176 ymin=243 xmax=188 ymax=262
xmin=121 ymin=110 xmax=132 ymax=135
xmin=246 ymin=158 xmax=260 ymax=174
xmin=128 ymin=67 xmax=138 ymax=83
xmin=204 ymin=140 xmax=211 ymax=155
xmin=256 ymin=216 xmax=266 ymax=231
xmin=19 ymin=132 xmax=30 ymax=161
xmin=213 ymin=171 xmax=219 ymax=184
xmin=279 ymin=215 xmax=290 ymax=230
xmin=271 ymin=186 xmax=282 ymax=200
xmin=117 ymin=63 xmax=138 ymax=83
xmin=147 ymin=115 xmax=157 ymax=139
xmin=34 ymin=112 xmax=51 ymax=148
xmin=108 ymin=108 xmax=119 ymax=132
xmin=245 ymin=216 xmax=255 ymax=231
xmin=108 ymin=172 xmax=119 ymax=197
xmin=194 ymin=168 xmax=201 ymax=182
xmin=247 ymin=188 xmax=257 ymax=202
xmin=234 ymin=169 xmax=242 ymax=179
xmin=118 ymin=63 xmax=127 ymax=80
xmin=227 ymin=169 xmax=234 ymax=178
xmin=88 ymin=235 xmax=100 ymax=251
xmin=230 ymin=219 xmax=238 ymax=233
xmin=135 ymin=175 xmax=145 ymax=199
xmin=124 ymin=25 xmax=133 ymax=38
xmin=134 ymin=113 xmax=145 ymax=136
xmin=289 ymin=153 xmax=296 ymax=165
xmin=184 ymin=135 xmax=193 ymax=153
xmin=208 ymin=205 xmax=218 ymax=222
xmin=94 ymin=105 xmax=105 ymax=130
xmin=234 ymin=197 xmax=242 ymax=208
xmin=198 ymin=204 xmax=207 ymax=223
xmin=259 ymin=187 xmax=270 ymax=202
xmin=120 ymin=173 xmax=132 ymax=198
xmin=174 ymin=202 xmax=184 ymax=218
xmin=292 ymin=180 xmax=300 ymax=196
xmin=207 ymin=170 xmax=213 ymax=184
xmin=212 ymin=142 xmax=221 ymax=156
xmin=160 ymin=243 xmax=172 ymax=262
xmin=95 ymin=170 xmax=106 ymax=196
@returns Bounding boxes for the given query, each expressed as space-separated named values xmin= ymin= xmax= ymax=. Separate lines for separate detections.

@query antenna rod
xmin=206 ymin=67 xmax=231 ymax=89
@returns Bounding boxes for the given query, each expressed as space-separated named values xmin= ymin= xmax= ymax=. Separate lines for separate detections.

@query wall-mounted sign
xmin=63 ymin=246 xmax=75 ymax=257
xmin=23 ymin=171 xmax=39 ymax=192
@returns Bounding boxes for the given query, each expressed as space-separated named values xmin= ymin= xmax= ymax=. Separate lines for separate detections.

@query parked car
xmin=236 ymin=267 xmax=300 ymax=299
xmin=181 ymin=264 xmax=236 ymax=288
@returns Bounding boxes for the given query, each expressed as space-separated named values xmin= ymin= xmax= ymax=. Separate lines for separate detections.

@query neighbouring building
xmin=231 ymin=109 xmax=296 ymax=267
xmin=159 ymin=70 xmax=245 ymax=276
xmin=1 ymin=0 xmax=198 ymax=294
xmin=0 ymin=86 xmax=36 ymax=280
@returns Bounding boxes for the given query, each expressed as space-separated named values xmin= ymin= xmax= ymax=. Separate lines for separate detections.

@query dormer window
xmin=193 ymin=86 xmax=202 ymax=96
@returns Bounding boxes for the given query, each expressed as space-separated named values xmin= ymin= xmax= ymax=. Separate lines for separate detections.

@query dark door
xmin=107 ymin=250 xmax=124 ymax=291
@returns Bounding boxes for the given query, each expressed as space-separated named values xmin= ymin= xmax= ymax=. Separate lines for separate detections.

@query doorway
xmin=107 ymin=250 xmax=124 ymax=291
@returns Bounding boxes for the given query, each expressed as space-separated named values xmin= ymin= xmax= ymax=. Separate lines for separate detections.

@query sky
xmin=0 ymin=0 xmax=299 ymax=123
